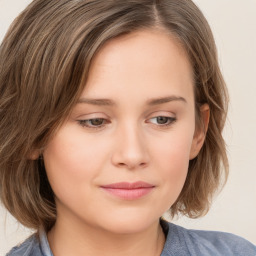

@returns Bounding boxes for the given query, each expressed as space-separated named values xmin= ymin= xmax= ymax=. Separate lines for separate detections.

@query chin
xmin=95 ymin=210 xmax=161 ymax=235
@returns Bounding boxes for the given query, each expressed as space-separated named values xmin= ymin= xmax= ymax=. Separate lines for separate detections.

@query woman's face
xmin=43 ymin=29 xmax=204 ymax=234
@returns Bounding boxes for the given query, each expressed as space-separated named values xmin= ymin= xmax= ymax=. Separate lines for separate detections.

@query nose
xmin=111 ymin=122 xmax=149 ymax=170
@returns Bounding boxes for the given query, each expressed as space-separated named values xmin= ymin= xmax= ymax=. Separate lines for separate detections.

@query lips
xmin=100 ymin=181 xmax=155 ymax=200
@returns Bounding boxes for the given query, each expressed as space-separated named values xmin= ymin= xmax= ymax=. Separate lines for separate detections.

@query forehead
xmin=82 ymin=29 xmax=194 ymax=103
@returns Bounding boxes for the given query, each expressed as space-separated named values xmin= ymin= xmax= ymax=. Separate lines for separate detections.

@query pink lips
xmin=100 ymin=181 xmax=155 ymax=200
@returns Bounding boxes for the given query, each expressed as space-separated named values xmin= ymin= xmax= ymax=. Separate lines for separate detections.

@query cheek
xmin=42 ymin=127 xmax=107 ymax=200
xmin=152 ymin=126 xmax=194 ymax=170
xmin=44 ymin=125 xmax=106 ymax=172
xmin=159 ymin=139 xmax=191 ymax=184
xmin=150 ymin=127 xmax=194 ymax=204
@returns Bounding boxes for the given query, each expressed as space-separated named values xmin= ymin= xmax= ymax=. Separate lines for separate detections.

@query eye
xmin=149 ymin=116 xmax=176 ymax=126
xmin=78 ymin=118 xmax=108 ymax=129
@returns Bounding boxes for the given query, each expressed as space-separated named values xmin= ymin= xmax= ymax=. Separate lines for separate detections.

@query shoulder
xmin=162 ymin=220 xmax=256 ymax=256
xmin=6 ymin=234 xmax=42 ymax=256
xmin=186 ymin=228 xmax=256 ymax=256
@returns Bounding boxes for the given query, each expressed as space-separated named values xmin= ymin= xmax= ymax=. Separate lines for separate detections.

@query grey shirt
xmin=7 ymin=220 xmax=256 ymax=256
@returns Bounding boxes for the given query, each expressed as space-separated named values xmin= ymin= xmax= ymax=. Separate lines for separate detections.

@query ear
xmin=189 ymin=104 xmax=210 ymax=160
xmin=28 ymin=150 xmax=40 ymax=160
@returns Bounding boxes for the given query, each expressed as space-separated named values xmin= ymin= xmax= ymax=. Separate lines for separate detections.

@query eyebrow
xmin=77 ymin=95 xmax=187 ymax=106
xmin=77 ymin=98 xmax=116 ymax=106
xmin=146 ymin=96 xmax=187 ymax=105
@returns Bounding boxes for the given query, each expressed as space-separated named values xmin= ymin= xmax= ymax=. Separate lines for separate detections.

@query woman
xmin=0 ymin=0 xmax=255 ymax=255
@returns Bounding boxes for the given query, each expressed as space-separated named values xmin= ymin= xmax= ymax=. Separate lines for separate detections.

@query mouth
xmin=100 ymin=181 xmax=155 ymax=200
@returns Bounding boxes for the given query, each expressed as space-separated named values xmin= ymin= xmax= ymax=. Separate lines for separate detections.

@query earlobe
xmin=189 ymin=104 xmax=210 ymax=160
xmin=28 ymin=150 xmax=40 ymax=160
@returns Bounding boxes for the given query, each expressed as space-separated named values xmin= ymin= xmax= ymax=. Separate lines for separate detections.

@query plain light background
xmin=0 ymin=0 xmax=256 ymax=254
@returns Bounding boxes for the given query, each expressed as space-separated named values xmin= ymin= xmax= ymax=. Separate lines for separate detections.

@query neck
xmin=48 ymin=215 xmax=165 ymax=256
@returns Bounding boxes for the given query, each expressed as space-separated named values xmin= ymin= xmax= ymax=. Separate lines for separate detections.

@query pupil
xmin=91 ymin=119 xmax=103 ymax=126
xmin=157 ymin=116 xmax=168 ymax=124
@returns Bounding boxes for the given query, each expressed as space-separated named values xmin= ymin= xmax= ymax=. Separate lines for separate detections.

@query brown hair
xmin=0 ymin=0 xmax=228 ymax=231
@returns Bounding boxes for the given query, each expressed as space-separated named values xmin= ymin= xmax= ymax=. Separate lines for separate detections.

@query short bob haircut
xmin=0 ymin=0 xmax=228 ymax=232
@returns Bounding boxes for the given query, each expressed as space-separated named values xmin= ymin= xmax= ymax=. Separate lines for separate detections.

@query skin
xmin=42 ymin=29 xmax=209 ymax=256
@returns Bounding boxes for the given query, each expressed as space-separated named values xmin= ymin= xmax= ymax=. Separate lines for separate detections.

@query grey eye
xmin=156 ymin=116 xmax=169 ymax=124
xmin=150 ymin=116 xmax=176 ymax=125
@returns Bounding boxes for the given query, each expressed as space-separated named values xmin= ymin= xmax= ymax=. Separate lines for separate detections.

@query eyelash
xmin=148 ymin=116 xmax=177 ymax=127
xmin=77 ymin=116 xmax=177 ymax=130
xmin=78 ymin=118 xmax=109 ymax=130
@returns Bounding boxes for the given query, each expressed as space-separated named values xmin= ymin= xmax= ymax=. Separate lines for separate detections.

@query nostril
xmin=116 ymin=161 xmax=148 ymax=170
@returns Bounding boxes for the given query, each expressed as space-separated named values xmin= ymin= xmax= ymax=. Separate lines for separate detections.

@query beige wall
xmin=1 ymin=0 xmax=256 ymax=254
